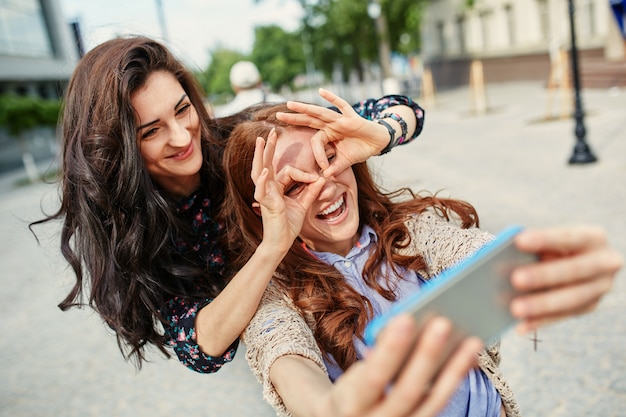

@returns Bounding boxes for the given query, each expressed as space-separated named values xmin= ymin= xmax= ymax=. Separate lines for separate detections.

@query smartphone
xmin=364 ymin=225 xmax=537 ymax=346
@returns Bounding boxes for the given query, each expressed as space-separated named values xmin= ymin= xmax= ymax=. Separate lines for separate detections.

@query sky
xmin=59 ymin=0 xmax=304 ymax=69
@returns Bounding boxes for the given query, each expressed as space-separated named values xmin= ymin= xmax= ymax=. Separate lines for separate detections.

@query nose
xmin=168 ymin=119 xmax=190 ymax=147
xmin=317 ymin=176 xmax=337 ymax=200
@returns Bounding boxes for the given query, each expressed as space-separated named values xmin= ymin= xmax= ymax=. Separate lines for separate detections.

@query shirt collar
xmin=310 ymin=224 xmax=378 ymax=263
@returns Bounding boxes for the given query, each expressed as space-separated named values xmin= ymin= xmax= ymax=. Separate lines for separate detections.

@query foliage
xmin=251 ymin=25 xmax=306 ymax=91
xmin=274 ymin=0 xmax=426 ymax=82
xmin=384 ymin=0 xmax=427 ymax=55
xmin=199 ymin=48 xmax=248 ymax=102
xmin=241 ymin=0 xmax=430 ymax=87
xmin=300 ymin=0 xmax=377 ymax=81
xmin=198 ymin=25 xmax=306 ymax=98
xmin=0 ymin=94 xmax=61 ymax=137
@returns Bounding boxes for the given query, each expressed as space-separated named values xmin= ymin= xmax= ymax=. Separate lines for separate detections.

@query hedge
xmin=0 ymin=94 xmax=62 ymax=137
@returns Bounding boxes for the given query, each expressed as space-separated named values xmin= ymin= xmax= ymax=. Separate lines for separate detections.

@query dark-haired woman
xmin=32 ymin=35 xmax=425 ymax=374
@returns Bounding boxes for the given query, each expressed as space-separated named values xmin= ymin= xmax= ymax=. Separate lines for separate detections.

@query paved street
xmin=1 ymin=81 xmax=625 ymax=416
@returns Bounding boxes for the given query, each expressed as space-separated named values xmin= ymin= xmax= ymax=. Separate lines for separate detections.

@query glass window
xmin=505 ymin=4 xmax=516 ymax=46
xmin=456 ymin=15 xmax=466 ymax=53
xmin=536 ymin=0 xmax=550 ymax=41
xmin=436 ymin=21 xmax=447 ymax=54
xmin=0 ymin=0 xmax=53 ymax=57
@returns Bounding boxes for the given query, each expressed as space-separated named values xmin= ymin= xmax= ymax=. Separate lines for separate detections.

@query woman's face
xmin=132 ymin=70 xmax=202 ymax=196
xmin=273 ymin=128 xmax=360 ymax=256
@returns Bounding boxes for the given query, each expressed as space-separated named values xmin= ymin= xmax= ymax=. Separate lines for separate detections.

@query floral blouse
xmin=161 ymin=95 xmax=426 ymax=373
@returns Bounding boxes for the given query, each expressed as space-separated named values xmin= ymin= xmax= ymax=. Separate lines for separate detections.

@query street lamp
xmin=566 ymin=0 xmax=597 ymax=164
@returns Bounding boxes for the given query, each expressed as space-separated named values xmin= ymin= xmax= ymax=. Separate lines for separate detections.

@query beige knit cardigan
xmin=243 ymin=212 xmax=521 ymax=417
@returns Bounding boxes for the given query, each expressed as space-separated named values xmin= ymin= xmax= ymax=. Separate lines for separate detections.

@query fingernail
xmin=511 ymin=269 xmax=531 ymax=289
xmin=510 ymin=299 xmax=527 ymax=318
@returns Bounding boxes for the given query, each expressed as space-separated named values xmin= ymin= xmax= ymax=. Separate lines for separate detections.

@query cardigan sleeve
xmin=243 ymin=283 xmax=327 ymax=417
xmin=404 ymin=212 xmax=495 ymax=278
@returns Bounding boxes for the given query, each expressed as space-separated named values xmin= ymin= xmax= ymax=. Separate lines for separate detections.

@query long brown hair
xmin=221 ymin=104 xmax=479 ymax=370
xmin=31 ymin=36 xmax=231 ymax=366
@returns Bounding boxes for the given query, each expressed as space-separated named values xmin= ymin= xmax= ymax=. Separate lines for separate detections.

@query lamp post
xmin=567 ymin=0 xmax=597 ymax=164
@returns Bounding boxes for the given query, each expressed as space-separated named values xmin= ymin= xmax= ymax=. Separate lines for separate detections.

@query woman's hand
xmin=276 ymin=88 xmax=392 ymax=177
xmin=318 ymin=315 xmax=482 ymax=417
xmin=251 ymin=128 xmax=325 ymax=254
xmin=510 ymin=225 xmax=622 ymax=333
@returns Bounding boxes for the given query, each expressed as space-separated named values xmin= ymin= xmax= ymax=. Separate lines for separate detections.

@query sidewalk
xmin=374 ymin=80 xmax=626 ymax=417
xmin=1 ymin=81 xmax=625 ymax=417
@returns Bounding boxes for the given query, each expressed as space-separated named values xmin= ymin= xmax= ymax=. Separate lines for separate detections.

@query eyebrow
xmin=136 ymin=94 xmax=188 ymax=132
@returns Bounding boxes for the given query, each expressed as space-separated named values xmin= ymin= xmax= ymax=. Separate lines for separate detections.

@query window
xmin=436 ymin=21 xmax=447 ymax=54
xmin=579 ymin=0 xmax=596 ymax=37
xmin=456 ymin=15 xmax=466 ymax=53
xmin=504 ymin=4 xmax=516 ymax=46
xmin=479 ymin=10 xmax=492 ymax=50
xmin=0 ymin=0 xmax=52 ymax=58
xmin=537 ymin=0 xmax=550 ymax=41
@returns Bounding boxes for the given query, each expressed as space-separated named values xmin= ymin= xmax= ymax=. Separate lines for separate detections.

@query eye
xmin=141 ymin=127 xmax=159 ymax=140
xmin=176 ymin=103 xmax=191 ymax=116
xmin=324 ymin=145 xmax=336 ymax=162
xmin=285 ymin=182 xmax=305 ymax=197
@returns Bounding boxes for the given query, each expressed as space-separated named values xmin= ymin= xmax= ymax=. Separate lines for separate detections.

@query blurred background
xmin=1 ymin=0 xmax=625 ymax=416
xmin=1 ymin=0 xmax=625 ymax=178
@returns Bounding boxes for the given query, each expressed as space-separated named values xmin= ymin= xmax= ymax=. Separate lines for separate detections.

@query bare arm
xmin=196 ymin=129 xmax=324 ymax=356
xmin=270 ymin=316 xmax=483 ymax=417
xmin=277 ymin=89 xmax=420 ymax=177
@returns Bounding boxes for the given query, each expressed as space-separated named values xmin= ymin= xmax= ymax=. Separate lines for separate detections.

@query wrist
xmin=255 ymin=240 xmax=290 ymax=264
xmin=375 ymin=112 xmax=408 ymax=155
xmin=381 ymin=112 xmax=408 ymax=144
xmin=375 ymin=118 xmax=398 ymax=155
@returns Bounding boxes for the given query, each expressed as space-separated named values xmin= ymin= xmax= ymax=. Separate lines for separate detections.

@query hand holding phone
xmin=364 ymin=226 xmax=537 ymax=346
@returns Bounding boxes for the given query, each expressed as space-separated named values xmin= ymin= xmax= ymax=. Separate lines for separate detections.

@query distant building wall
xmin=421 ymin=0 xmax=626 ymax=89
xmin=0 ymin=0 xmax=78 ymax=174
xmin=0 ymin=0 xmax=79 ymax=99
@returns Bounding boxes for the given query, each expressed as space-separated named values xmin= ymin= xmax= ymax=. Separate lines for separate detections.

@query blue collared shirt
xmin=311 ymin=225 xmax=502 ymax=417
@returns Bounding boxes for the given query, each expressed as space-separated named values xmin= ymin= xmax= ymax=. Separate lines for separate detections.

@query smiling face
xmin=132 ymin=70 xmax=203 ymax=196
xmin=274 ymin=128 xmax=360 ymax=256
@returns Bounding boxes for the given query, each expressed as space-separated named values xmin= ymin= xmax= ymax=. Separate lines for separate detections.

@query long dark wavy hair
xmin=221 ymin=104 xmax=480 ymax=371
xmin=30 ymin=36 xmax=242 ymax=366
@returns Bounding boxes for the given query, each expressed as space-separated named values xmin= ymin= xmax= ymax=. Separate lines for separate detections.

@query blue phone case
xmin=364 ymin=225 xmax=535 ymax=346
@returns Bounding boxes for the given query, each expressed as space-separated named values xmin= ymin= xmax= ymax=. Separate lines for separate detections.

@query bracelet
xmin=380 ymin=113 xmax=408 ymax=144
xmin=376 ymin=118 xmax=396 ymax=155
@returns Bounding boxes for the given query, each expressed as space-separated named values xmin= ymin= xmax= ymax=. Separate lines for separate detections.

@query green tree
xmin=384 ymin=0 xmax=427 ymax=55
xmin=300 ymin=0 xmax=377 ymax=82
xmin=200 ymin=48 xmax=248 ymax=103
xmin=250 ymin=25 xmax=306 ymax=91
xmin=255 ymin=0 xmax=427 ymax=82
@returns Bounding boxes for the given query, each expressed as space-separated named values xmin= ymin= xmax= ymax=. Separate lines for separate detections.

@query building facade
xmin=421 ymin=0 xmax=626 ymax=89
xmin=0 ymin=0 xmax=79 ymax=99
xmin=0 ymin=0 xmax=79 ymax=174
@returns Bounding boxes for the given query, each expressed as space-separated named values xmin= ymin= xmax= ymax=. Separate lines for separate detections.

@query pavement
xmin=1 ymin=80 xmax=625 ymax=417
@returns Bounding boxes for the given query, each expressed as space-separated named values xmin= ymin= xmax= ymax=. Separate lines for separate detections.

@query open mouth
xmin=316 ymin=194 xmax=346 ymax=222
xmin=170 ymin=142 xmax=193 ymax=159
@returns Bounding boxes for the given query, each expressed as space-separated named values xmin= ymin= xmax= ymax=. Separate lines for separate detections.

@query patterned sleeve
xmin=161 ymin=296 xmax=238 ymax=373
xmin=350 ymin=95 xmax=425 ymax=144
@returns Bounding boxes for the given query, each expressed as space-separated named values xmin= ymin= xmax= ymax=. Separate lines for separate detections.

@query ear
xmin=251 ymin=202 xmax=262 ymax=217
